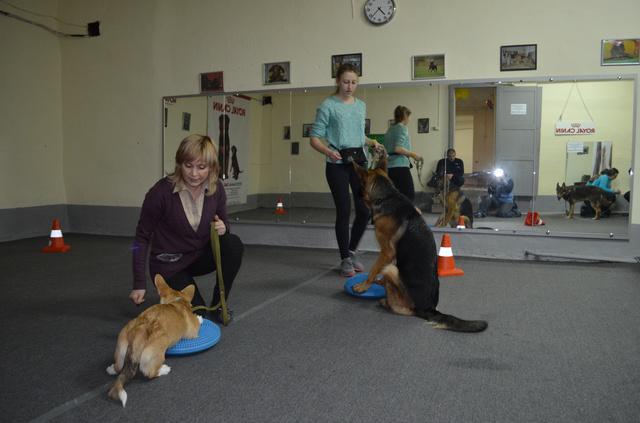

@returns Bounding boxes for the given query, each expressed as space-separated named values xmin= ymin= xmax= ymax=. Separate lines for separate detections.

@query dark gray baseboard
xmin=2 ymin=203 xmax=638 ymax=263
xmin=0 ymin=205 xmax=69 ymax=242
xmin=67 ymin=204 xmax=140 ymax=236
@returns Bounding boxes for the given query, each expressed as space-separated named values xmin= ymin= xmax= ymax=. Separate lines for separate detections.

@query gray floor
xmin=1 ymin=235 xmax=639 ymax=422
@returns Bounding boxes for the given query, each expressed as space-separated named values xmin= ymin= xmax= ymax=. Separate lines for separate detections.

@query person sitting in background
xmin=435 ymin=148 xmax=465 ymax=188
xmin=582 ymin=168 xmax=619 ymax=217
xmin=474 ymin=169 xmax=521 ymax=218
xmin=587 ymin=168 xmax=620 ymax=201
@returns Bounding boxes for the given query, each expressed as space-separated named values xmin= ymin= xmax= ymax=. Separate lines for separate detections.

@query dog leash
xmin=190 ymin=223 xmax=230 ymax=326
xmin=413 ymin=158 xmax=425 ymax=188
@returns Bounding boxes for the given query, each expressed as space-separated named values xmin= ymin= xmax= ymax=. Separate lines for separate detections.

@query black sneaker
xmin=212 ymin=307 xmax=234 ymax=324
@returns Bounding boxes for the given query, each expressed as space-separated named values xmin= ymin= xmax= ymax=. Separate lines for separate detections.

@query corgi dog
xmin=106 ymin=274 xmax=202 ymax=407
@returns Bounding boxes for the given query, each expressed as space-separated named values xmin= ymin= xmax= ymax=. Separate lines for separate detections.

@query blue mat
xmin=166 ymin=318 xmax=221 ymax=356
xmin=344 ymin=273 xmax=386 ymax=299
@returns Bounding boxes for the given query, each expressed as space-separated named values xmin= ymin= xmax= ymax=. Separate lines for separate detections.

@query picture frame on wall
xmin=291 ymin=142 xmax=300 ymax=155
xmin=500 ymin=44 xmax=537 ymax=71
xmin=182 ymin=112 xmax=191 ymax=131
xmin=263 ymin=61 xmax=291 ymax=85
xmin=601 ymin=39 xmax=640 ymax=66
xmin=417 ymin=118 xmax=430 ymax=134
xmin=412 ymin=54 xmax=445 ymax=79
xmin=200 ymin=71 xmax=224 ymax=93
xmin=331 ymin=53 xmax=362 ymax=78
xmin=302 ymin=123 xmax=313 ymax=138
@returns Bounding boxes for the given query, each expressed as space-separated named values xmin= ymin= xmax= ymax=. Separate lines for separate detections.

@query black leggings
xmin=165 ymin=233 xmax=244 ymax=308
xmin=387 ymin=166 xmax=415 ymax=201
xmin=325 ymin=162 xmax=370 ymax=260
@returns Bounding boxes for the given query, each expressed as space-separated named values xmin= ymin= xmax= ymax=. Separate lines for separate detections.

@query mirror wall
xmin=162 ymin=76 xmax=635 ymax=238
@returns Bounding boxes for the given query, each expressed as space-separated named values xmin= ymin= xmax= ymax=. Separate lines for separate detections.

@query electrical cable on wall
xmin=0 ymin=0 xmax=100 ymax=37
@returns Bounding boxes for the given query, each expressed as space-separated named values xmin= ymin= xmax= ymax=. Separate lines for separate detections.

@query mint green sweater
xmin=310 ymin=96 xmax=366 ymax=164
xmin=384 ymin=123 xmax=411 ymax=168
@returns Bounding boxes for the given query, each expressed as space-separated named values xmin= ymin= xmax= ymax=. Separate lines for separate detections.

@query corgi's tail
xmin=108 ymin=345 xmax=138 ymax=407
xmin=417 ymin=309 xmax=488 ymax=333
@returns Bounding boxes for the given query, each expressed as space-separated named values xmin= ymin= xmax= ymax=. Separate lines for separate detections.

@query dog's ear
xmin=562 ymin=182 xmax=566 ymax=188
xmin=180 ymin=284 xmax=196 ymax=302
xmin=376 ymin=155 xmax=388 ymax=174
xmin=154 ymin=274 xmax=170 ymax=295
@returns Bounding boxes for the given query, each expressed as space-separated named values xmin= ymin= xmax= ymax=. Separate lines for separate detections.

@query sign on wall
xmin=555 ymin=121 xmax=596 ymax=136
xmin=207 ymin=95 xmax=251 ymax=205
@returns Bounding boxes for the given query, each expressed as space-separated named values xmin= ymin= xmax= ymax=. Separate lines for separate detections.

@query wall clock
xmin=364 ymin=0 xmax=396 ymax=25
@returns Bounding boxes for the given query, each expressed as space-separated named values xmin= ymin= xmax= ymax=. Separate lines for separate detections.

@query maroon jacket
xmin=132 ymin=177 xmax=229 ymax=290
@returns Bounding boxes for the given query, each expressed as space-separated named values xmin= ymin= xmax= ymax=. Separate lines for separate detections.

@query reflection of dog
xmin=556 ymin=182 xmax=611 ymax=220
xmin=432 ymin=174 xmax=473 ymax=228
xmin=352 ymin=159 xmax=487 ymax=332
xmin=231 ymin=145 xmax=243 ymax=180
xmin=106 ymin=275 xmax=202 ymax=407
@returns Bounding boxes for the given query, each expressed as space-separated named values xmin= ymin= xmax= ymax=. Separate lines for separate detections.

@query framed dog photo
xmin=417 ymin=118 xmax=430 ymax=134
xmin=263 ymin=61 xmax=291 ymax=85
xmin=412 ymin=54 xmax=445 ymax=79
xmin=500 ymin=44 xmax=537 ymax=71
xmin=200 ymin=71 xmax=224 ymax=93
xmin=601 ymin=39 xmax=640 ymax=66
xmin=331 ymin=53 xmax=362 ymax=78
xmin=302 ymin=123 xmax=313 ymax=138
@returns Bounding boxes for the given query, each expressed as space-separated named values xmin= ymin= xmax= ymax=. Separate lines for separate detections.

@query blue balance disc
xmin=166 ymin=318 xmax=221 ymax=356
xmin=344 ymin=273 xmax=386 ymax=299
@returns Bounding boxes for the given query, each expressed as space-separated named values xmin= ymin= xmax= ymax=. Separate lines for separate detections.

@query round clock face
xmin=364 ymin=0 xmax=396 ymax=25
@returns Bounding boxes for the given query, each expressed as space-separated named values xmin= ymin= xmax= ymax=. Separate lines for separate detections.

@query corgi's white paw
xmin=106 ymin=364 xmax=117 ymax=375
xmin=197 ymin=315 xmax=203 ymax=324
xmin=158 ymin=364 xmax=171 ymax=376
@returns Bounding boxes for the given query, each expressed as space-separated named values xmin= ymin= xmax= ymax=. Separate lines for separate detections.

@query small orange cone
xmin=274 ymin=197 xmax=287 ymax=215
xmin=42 ymin=219 xmax=71 ymax=253
xmin=524 ymin=211 xmax=545 ymax=226
xmin=437 ymin=234 xmax=464 ymax=277
xmin=456 ymin=216 xmax=466 ymax=229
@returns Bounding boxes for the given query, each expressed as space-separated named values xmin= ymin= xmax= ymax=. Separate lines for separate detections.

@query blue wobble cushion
xmin=344 ymin=273 xmax=386 ymax=299
xmin=166 ymin=318 xmax=221 ymax=356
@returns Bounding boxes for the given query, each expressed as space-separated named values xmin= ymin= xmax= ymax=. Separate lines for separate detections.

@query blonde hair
xmin=168 ymin=134 xmax=219 ymax=195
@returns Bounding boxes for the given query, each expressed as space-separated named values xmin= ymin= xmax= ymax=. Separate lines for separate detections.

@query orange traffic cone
xmin=524 ymin=211 xmax=545 ymax=226
xmin=437 ymin=234 xmax=463 ymax=277
xmin=456 ymin=216 xmax=466 ymax=229
xmin=42 ymin=219 xmax=71 ymax=253
xmin=274 ymin=197 xmax=287 ymax=215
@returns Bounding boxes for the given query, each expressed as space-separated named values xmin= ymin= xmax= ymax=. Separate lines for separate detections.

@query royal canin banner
xmin=555 ymin=121 xmax=596 ymax=136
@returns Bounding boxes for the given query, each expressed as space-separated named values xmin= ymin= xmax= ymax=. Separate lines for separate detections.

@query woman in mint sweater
xmin=383 ymin=106 xmax=422 ymax=201
xmin=309 ymin=63 xmax=383 ymax=277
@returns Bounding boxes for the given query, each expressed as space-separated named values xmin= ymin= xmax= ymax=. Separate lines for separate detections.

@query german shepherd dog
xmin=353 ymin=159 xmax=487 ymax=332
xmin=432 ymin=173 xmax=474 ymax=228
xmin=556 ymin=182 xmax=611 ymax=220
xmin=106 ymin=275 xmax=202 ymax=407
